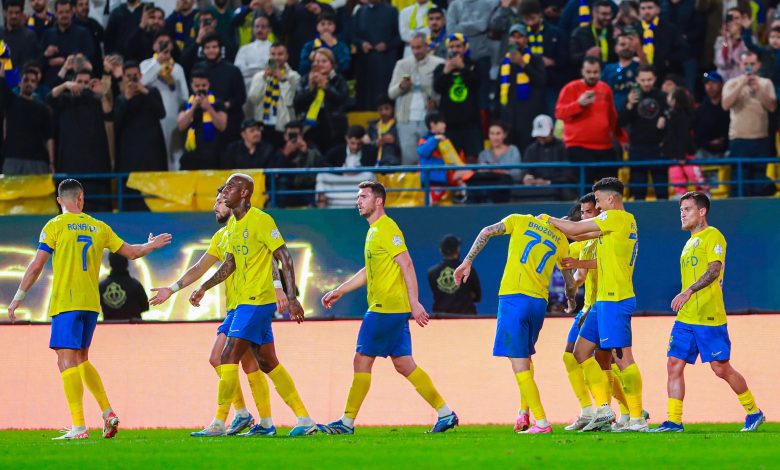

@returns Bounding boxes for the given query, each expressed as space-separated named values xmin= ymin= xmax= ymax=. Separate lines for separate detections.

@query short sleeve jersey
xmin=593 ymin=209 xmax=638 ymax=302
xmin=579 ymin=238 xmax=598 ymax=307
xmin=365 ymin=215 xmax=410 ymax=313
xmin=39 ymin=212 xmax=125 ymax=317
xmin=677 ymin=226 xmax=727 ymax=326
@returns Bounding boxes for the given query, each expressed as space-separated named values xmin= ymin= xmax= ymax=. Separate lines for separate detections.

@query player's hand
xmin=671 ymin=290 xmax=692 ymax=312
xmin=274 ymin=288 xmax=289 ymax=314
xmin=565 ymin=296 xmax=577 ymax=314
xmin=453 ymin=261 xmax=471 ymax=285
xmin=148 ymin=232 xmax=173 ymax=249
xmin=149 ymin=287 xmax=173 ymax=306
xmin=288 ymin=298 xmax=305 ymax=323
xmin=560 ymin=257 xmax=579 ymax=269
xmin=321 ymin=288 xmax=343 ymax=309
xmin=410 ymin=301 xmax=429 ymax=327
xmin=7 ymin=300 xmax=20 ymax=322
xmin=190 ymin=287 xmax=205 ymax=307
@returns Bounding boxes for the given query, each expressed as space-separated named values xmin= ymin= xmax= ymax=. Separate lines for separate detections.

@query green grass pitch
xmin=2 ymin=424 xmax=778 ymax=469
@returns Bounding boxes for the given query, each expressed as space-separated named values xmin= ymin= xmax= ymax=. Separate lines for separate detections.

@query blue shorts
xmin=566 ymin=311 xmax=585 ymax=345
xmin=579 ymin=298 xmax=636 ymax=349
xmin=667 ymin=321 xmax=731 ymax=364
xmin=216 ymin=309 xmax=236 ymax=336
xmin=50 ymin=311 xmax=99 ymax=349
xmin=356 ymin=312 xmax=412 ymax=358
xmin=493 ymin=293 xmax=548 ymax=358
xmin=228 ymin=304 xmax=275 ymax=346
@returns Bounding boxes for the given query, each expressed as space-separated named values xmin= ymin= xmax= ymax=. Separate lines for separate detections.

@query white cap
xmin=531 ymin=115 xmax=554 ymax=137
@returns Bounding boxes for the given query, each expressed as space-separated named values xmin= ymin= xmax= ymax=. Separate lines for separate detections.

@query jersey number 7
xmin=77 ymin=235 xmax=93 ymax=272
xmin=520 ymin=230 xmax=556 ymax=274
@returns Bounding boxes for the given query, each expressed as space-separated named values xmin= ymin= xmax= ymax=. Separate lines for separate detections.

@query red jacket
xmin=555 ymin=79 xmax=621 ymax=150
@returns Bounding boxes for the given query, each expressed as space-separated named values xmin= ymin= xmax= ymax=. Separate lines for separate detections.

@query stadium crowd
xmin=1 ymin=0 xmax=779 ymax=207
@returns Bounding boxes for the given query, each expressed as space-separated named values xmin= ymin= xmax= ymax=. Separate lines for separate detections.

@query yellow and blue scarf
xmin=185 ymin=92 xmax=216 ymax=152
xmin=262 ymin=75 xmax=282 ymax=124
xmin=578 ymin=0 xmax=591 ymax=27
xmin=409 ymin=1 xmax=431 ymax=30
xmin=0 ymin=41 xmax=18 ymax=88
xmin=592 ymin=24 xmax=608 ymax=62
xmin=313 ymin=34 xmax=337 ymax=50
xmin=641 ymin=17 xmax=659 ymax=65
xmin=528 ymin=24 xmax=544 ymax=56
xmin=27 ymin=11 xmax=54 ymax=30
xmin=375 ymin=118 xmax=395 ymax=164
xmin=446 ymin=33 xmax=470 ymax=58
xmin=499 ymin=49 xmax=531 ymax=105
xmin=304 ymin=88 xmax=326 ymax=127
xmin=428 ymin=28 xmax=446 ymax=53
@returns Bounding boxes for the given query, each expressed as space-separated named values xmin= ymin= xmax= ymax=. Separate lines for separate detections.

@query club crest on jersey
xmin=714 ymin=244 xmax=723 ymax=255
xmin=270 ymin=228 xmax=281 ymax=239
xmin=597 ymin=212 xmax=608 ymax=221
xmin=39 ymin=231 xmax=46 ymax=243
xmin=243 ymin=228 xmax=249 ymax=239
xmin=392 ymin=235 xmax=403 ymax=246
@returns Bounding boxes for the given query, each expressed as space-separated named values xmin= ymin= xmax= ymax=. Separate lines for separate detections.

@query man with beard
xmin=73 ymin=0 xmax=104 ymax=76
xmin=601 ymin=33 xmax=640 ymax=113
xmin=125 ymin=6 xmax=167 ymax=62
xmin=40 ymin=0 xmax=96 ymax=88
xmin=105 ymin=0 xmax=144 ymax=56
xmin=165 ymin=0 xmax=198 ymax=51
xmin=570 ymin=0 xmax=616 ymax=66
xmin=1 ymin=0 xmax=39 ymax=73
xmin=26 ymin=0 xmax=54 ymax=40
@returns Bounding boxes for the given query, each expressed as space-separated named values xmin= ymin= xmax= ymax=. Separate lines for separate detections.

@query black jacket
xmin=427 ymin=258 xmax=481 ymax=315
xmin=294 ymin=73 xmax=349 ymax=151
xmin=618 ymin=88 xmax=666 ymax=149
xmin=99 ymin=271 xmax=149 ymax=321
xmin=324 ymin=143 xmax=378 ymax=168
xmin=220 ymin=140 xmax=284 ymax=169
xmin=569 ymin=24 xmax=616 ymax=66
xmin=433 ymin=58 xmax=481 ymax=127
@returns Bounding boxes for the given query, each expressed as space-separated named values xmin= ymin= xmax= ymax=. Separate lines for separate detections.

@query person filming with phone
xmin=177 ymin=68 xmax=228 ymax=170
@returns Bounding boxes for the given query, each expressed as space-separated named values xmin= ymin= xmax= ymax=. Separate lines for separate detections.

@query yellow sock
xmin=216 ymin=364 xmax=239 ymax=422
xmin=268 ymin=365 xmax=309 ymax=417
xmin=515 ymin=370 xmax=545 ymax=421
xmin=668 ymin=397 xmax=683 ymax=424
xmin=406 ymin=367 xmax=446 ymax=410
xmin=737 ymin=390 xmax=759 ymax=415
xmin=519 ymin=362 xmax=534 ymax=413
xmin=214 ymin=365 xmax=231 ymax=420
xmin=344 ymin=372 xmax=372 ymax=419
xmin=620 ymin=363 xmax=644 ymax=418
xmin=603 ymin=369 xmax=613 ymax=405
xmin=609 ymin=368 xmax=630 ymax=415
xmin=232 ymin=374 xmax=247 ymax=411
xmin=61 ymin=367 xmax=85 ymax=427
xmin=247 ymin=370 xmax=271 ymax=418
xmin=563 ymin=352 xmax=591 ymax=408
xmin=78 ymin=361 xmax=111 ymax=412
xmin=582 ymin=357 xmax=610 ymax=405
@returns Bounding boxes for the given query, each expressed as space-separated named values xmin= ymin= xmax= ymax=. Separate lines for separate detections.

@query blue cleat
xmin=288 ymin=424 xmax=320 ymax=436
xmin=741 ymin=410 xmax=765 ymax=432
xmin=649 ymin=421 xmax=684 ymax=433
xmin=318 ymin=420 xmax=355 ymax=435
xmin=429 ymin=412 xmax=459 ymax=433
xmin=225 ymin=413 xmax=254 ymax=435
xmin=240 ymin=424 xmax=277 ymax=436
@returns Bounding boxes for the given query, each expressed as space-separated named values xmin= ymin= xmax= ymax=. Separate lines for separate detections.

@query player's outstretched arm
xmin=561 ymin=258 xmax=597 ymax=270
xmin=394 ymin=250 xmax=429 ymax=327
xmin=561 ymin=269 xmax=578 ymax=314
xmin=190 ymin=254 xmax=236 ymax=307
xmin=273 ymin=245 xmax=304 ymax=323
xmin=7 ymin=250 xmax=50 ymax=322
xmin=454 ymin=222 xmax=506 ymax=285
xmin=321 ymin=268 xmax=367 ymax=310
xmin=541 ymin=214 xmax=600 ymax=239
xmin=116 ymin=232 xmax=173 ymax=260
xmin=149 ymin=252 xmax=219 ymax=306
xmin=671 ymin=261 xmax=722 ymax=312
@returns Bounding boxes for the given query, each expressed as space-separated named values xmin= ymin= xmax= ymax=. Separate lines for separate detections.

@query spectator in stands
xmin=618 ymin=64 xmax=668 ymax=200
xmin=495 ymin=24 xmax=546 ymax=152
xmin=722 ymin=51 xmax=777 ymax=196
xmin=433 ymin=34 xmax=483 ymax=162
xmin=105 ymin=0 xmax=143 ymax=56
xmin=298 ymin=12 xmax=350 ymax=76
xmin=220 ymin=118 xmax=283 ymax=169
xmin=48 ymin=69 xmax=112 ymax=211
xmin=417 ymin=112 xmax=473 ymax=204
xmin=202 ymin=0 xmax=237 ymax=61
xmin=555 ymin=56 xmax=620 ymax=184
xmin=248 ymin=43 xmax=300 ymax=149
xmin=715 ymin=8 xmax=751 ymax=82
xmin=353 ymin=0 xmax=402 ymax=110
xmin=165 ymin=0 xmax=198 ymax=52
xmin=281 ymin=0 xmax=335 ymax=71
xmin=366 ymin=94 xmax=401 ymax=166
xmin=697 ymin=0 xmax=750 ymax=71
xmin=388 ymin=32 xmax=444 ymax=165
xmin=660 ymin=73 xmax=684 ymax=95
xmin=99 ymin=253 xmax=148 ymax=322
xmin=694 ymin=71 xmax=730 ymax=158
xmin=278 ymin=120 xmax=325 ymax=207
xmin=194 ymin=33 xmax=246 ymax=144
xmin=613 ymin=0 xmax=640 ymax=35
xmin=181 ymin=11 xmax=238 ymax=75
xmin=317 ymin=125 xmax=377 ymax=208
xmin=741 ymin=18 xmax=780 ymax=97
xmin=294 ymin=48 xmax=349 ymax=156
xmin=448 ymin=0 xmax=498 ymax=112
xmin=15 ymin=62 xmax=49 ymax=101
xmin=520 ymin=0 xmax=568 ymax=114
xmin=233 ymin=0 xmax=279 ymax=50
xmin=73 ymin=0 xmax=104 ymax=75
xmin=602 ymin=32 xmax=640 ymax=113
xmin=27 ymin=0 xmax=54 ymax=40
xmin=1 ymin=0 xmax=40 ymax=73
xmin=489 ymin=0 xmax=521 ymax=59
xmin=0 ymin=67 xmax=53 ymax=175
xmin=426 ymin=7 xmax=448 ymax=59
xmin=570 ymin=0 xmax=616 ymax=66
xmin=234 ymin=15 xmax=273 ymax=91
xmin=427 ymin=235 xmax=481 ymax=315
xmin=125 ymin=6 xmax=166 ymax=63
xmin=637 ymin=0 xmax=688 ymax=81
xmin=522 ymin=114 xmax=577 ymax=201
xmin=468 ymin=121 xmax=520 ymax=204
xmin=140 ymin=32 xmax=189 ymax=170
xmin=41 ymin=0 xmax=96 ymax=87
xmin=663 ymin=87 xmax=703 ymax=198
xmin=399 ymin=0 xmax=434 ymax=57
xmin=178 ymin=68 xmax=229 ymax=170
xmin=559 ymin=0 xmax=614 ymax=37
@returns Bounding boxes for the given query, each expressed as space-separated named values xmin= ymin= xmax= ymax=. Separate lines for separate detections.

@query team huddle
xmin=7 ymin=175 xmax=765 ymax=439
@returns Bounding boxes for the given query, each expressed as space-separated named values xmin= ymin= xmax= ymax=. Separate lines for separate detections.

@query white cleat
xmin=580 ymin=405 xmax=615 ymax=432
xmin=564 ymin=415 xmax=594 ymax=431
xmin=615 ymin=417 xmax=649 ymax=433
xmin=190 ymin=422 xmax=226 ymax=437
xmin=53 ymin=426 xmax=89 ymax=440
xmin=612 ymin=414 xmax=630 ymax=432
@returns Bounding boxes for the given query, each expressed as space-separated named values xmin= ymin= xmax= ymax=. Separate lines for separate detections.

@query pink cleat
xmin=520 ymin=424 xmax=552 ymax=434
xmin=514 ymin=414 xmax=530 ymax=432
xmin=103 ymin=411 xmax=120 ymax=439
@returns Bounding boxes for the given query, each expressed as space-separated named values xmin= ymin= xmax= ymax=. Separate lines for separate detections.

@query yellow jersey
xmin=498 ymin=214 xmax=570 ymax=300
xmin=580 ymin=238 xmax=598 ymax=308
xmin=365 ymin=215 xmax=410 ymax=313
xmin=593 ymin=210 xmax=637 ymax=302
xmin=677 ymin=226 xmax=727 ymax=326
xmin=227 ymin=207 xmax=285 ymax=306
xmin=206 ymin=225 xmax=237 ymax=311
xmin=39 ymin=212 xmax=125 ymax=317
xmin=569 ymin=240 xmax=582 ymax=260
